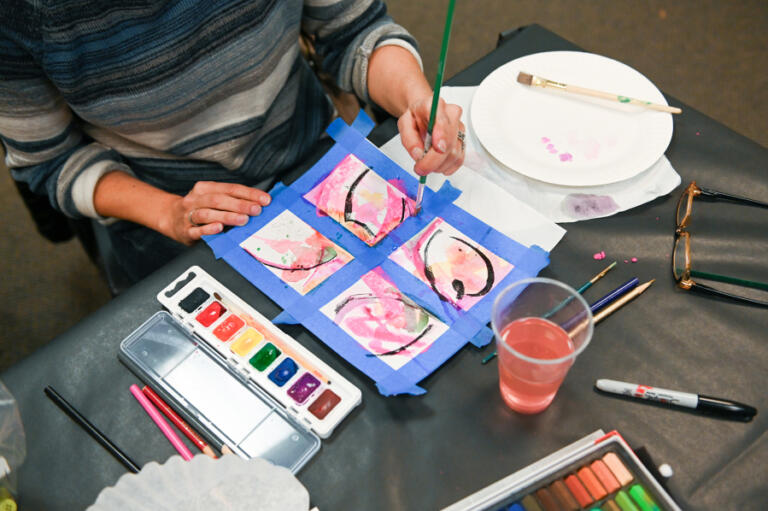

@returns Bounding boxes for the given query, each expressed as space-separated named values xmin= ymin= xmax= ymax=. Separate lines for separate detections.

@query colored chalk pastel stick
xmin=534 ymin=488 xmax=560 ymax=511
xmin=507 ymin=504 xmax=525 ymax=511
xmin=564 ymin=474 xmax=594 ymax=507
xmin=521 ymin=494 xmax=544 ymax=511
xmin=602 ymin=452 xmax=634 ymax=486
xmin=614 ymin=491 xmax=640 ymax=511
xmin=550 ymin=480 xmax=579 ymax=511
xmin=601 ymin=501 xmax=622 ymax=511
xmin=577 ymin=466 xmax=608 ymax=500
xmin=628 ymin=485 xmax=660 ymax=511
xmin=591 ymin=459 xmax=621 ymax=493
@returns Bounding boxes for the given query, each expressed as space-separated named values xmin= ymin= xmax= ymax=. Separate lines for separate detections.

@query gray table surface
xmin=3 ymin=24 xmax=767 ymax=511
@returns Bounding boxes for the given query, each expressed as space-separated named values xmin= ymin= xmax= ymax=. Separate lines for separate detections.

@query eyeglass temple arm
xmin=692 ymin=280 xmax=768 ymax=308
xmin=698 ymin=187 xmax=768 ymax=209
xmin=690 ymin=269 xmax=768 ymax=291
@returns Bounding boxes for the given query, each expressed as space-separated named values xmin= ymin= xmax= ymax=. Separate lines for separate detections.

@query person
xmin=0 ymin=1 xmax=465 ymax=284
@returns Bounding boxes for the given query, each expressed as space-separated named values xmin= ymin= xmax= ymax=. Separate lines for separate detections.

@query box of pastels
xmin=118 ymin=265 xmax=361 ymax=473
xmin=443 ymin=430 xmax=681 ymax=511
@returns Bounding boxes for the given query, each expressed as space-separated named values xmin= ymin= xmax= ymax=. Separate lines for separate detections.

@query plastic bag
xmin=0 ymin=379 xmax=25 ymax=497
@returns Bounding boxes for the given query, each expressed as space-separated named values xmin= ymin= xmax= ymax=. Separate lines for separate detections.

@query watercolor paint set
xmin=443 ymin=430 xmax=681 ymax=511
xmin=119 ymin=265 xmax=361 ymax=472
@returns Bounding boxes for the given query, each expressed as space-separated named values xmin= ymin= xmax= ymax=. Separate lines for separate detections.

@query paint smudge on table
xmin=389 ymin=218 xmax=513 ymax=310
xmin=562 ymin=194 xmax=620 ymax=219
xmin=304 ymin=154 xmax=416 ymax=246
xmin=240 ymin=210 xmax=353 ymax=295
xmin=320 ymin=268 xmax=448 ymax=370
xmin=594 ymin=251 xmax=606 ymax=260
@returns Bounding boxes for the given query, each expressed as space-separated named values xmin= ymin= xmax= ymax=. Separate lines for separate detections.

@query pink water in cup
xmin=492 ymin=278 xmax=593 ymax=414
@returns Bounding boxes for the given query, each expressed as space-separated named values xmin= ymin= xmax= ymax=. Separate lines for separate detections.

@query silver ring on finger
xmin=457 ymin=129 xmax=466 ymax=152
xmin=188 ymin=208 xmax=203 ymax=227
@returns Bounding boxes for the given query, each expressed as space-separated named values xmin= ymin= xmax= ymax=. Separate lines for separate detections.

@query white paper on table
xmin=384 ymin=86 xmax=681 ymax=225
xmin=380 ymin=111 xmax=566 ymax=252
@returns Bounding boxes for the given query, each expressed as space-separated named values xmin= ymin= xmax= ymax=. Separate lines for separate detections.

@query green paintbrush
xmin=415 ymin=0 xmax=457 ymax=213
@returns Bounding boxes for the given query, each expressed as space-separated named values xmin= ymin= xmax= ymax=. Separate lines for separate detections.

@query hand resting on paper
xmin=398 ymin=96 xmax=465 ymax=177
xmin=93 ymin=171 xmax=271 ymax=246
xmin=166 ymin=181 xmax=272 ymax=245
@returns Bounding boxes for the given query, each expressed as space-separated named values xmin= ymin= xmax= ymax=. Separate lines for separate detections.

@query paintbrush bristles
xmin=517 ymin=71 xmax=534 ymax=86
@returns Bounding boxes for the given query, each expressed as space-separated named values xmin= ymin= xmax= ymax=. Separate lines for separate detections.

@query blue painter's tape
xmin=203 ymin=113 xmax=550 ymax=395
xmin=469 ymin=327 xmax=494 ymax=348
xmin=272 ymin=310 xmax=298 ymax=325
xmin=350 ymin=110 xmax=375 ymax=135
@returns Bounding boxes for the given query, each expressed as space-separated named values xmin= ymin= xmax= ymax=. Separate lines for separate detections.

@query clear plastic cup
xmin=492 ymin=278 xmax=593 ymax=414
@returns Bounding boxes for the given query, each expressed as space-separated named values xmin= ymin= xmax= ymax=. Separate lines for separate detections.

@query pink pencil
xmin=129 ymin=384 xmax=193 ymax=461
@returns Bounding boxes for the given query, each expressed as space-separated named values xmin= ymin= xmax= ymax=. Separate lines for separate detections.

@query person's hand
xmin=165 ymin=181 xmax=271 ymax=245
xmin=397 ymin=96 xmax=465 ymax=176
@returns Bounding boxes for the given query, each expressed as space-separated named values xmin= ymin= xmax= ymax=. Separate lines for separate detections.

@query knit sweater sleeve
xmin=0 ymin=17 xmax=131 ymax=220
xmin=301 ymin=0 xmax=422 ymax=104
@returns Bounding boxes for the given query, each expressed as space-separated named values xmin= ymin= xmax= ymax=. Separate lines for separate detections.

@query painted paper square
xmin=304 ymin=154 xmax=415 ymax=246
xmin=321 ymin=268 xmax=448 ymax=371
xmin=240 ymin=210 xmax=353 ymax=295
xmin=389 ymin=218 xmax=514 ymax=310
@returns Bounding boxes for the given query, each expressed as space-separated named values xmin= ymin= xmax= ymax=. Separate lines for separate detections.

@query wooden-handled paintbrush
xmin=517 ymin=71 xmax=681 ymax=114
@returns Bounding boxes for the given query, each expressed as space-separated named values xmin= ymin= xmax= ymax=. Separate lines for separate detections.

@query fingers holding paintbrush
xmin=400 ymin=96 xmax=465 ymax=177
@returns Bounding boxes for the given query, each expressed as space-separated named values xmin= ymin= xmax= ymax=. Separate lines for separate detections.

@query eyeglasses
xmin=673 ymin=181 xmax=768 ymax=307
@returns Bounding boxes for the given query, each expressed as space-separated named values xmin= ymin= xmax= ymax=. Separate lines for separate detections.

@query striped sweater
xmin=0 ymin=0 xmax=420 ymax=220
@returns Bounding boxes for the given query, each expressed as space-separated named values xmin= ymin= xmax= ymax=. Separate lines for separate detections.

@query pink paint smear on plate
xmin=540 ymin=137 xmax=573 ymax=163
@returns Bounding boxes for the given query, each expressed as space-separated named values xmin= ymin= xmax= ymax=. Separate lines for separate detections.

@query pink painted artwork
xmin=240 ymin=210 xmax=353 ymax=295
xmin=304 ymin=154 xmax=416 ymax=246
xmin=389 ymin=218 xmax=514 ymax=311
xmin=320 ymin=268 xmax=448 ymax=371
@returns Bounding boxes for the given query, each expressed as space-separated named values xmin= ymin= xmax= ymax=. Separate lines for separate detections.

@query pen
xmin=595 ymin=379 xmax=757 ymax=422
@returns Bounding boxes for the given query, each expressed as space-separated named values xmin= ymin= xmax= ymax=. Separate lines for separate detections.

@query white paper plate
xmin=470 ymin=51 xmax=673 ymax=186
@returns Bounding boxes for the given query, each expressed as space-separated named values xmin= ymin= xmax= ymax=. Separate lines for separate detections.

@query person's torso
xmin=38 ymin=0 xmax=332 ymax=187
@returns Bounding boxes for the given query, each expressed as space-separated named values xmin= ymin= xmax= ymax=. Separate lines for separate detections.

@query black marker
xmin=595 ymin=379 xmax=757 ymax=422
